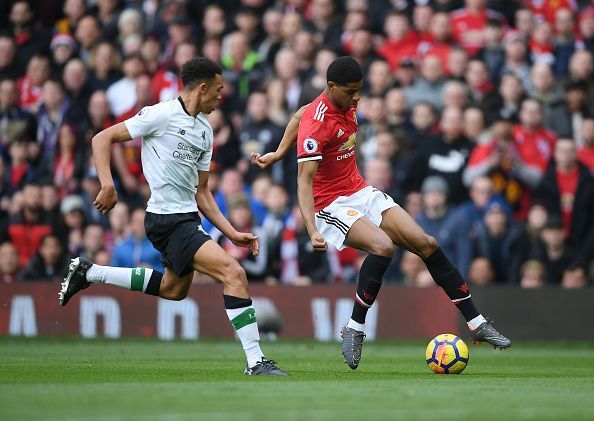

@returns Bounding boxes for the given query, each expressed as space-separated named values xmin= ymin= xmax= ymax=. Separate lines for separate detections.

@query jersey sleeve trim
xmin=297 ymin=155 xmax=322 ymax=163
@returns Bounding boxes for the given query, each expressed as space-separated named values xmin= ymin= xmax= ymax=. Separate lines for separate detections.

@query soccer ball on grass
xmin=425 ymin=333 xmax=469 ymax=374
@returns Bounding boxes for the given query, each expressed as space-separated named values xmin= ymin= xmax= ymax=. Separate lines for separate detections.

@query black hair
xmin=180 ymin=57 xmax=222 ymax=90
xmin=326 ymin=56 xmax=363 ymax=86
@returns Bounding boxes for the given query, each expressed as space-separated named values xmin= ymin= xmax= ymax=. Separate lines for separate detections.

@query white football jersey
xmin=124 ymin=97 xmax=213 ymax=214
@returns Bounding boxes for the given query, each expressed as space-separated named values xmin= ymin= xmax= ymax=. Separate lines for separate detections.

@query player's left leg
xmin=379 ymin=205 xmax=511 ymax=349
xmin=192 ymin=240 xmax=287 ymax=376
xmin=340 ymin=217 xmax=395 ymax=369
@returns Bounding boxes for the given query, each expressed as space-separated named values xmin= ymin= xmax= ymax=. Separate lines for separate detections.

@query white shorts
xmin=315 ymin=186 xmax=398 ymax=251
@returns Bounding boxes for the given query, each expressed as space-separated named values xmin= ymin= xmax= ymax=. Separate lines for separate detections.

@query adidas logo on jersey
xmin=337 ymin=129 xmax=344 ymax=138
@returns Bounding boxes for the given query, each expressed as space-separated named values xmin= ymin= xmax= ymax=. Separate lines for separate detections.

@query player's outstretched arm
xmin=196 ymin=170 xmax=259 ymax=256
xmin=251 ymin=103 xmax=310 ymax=169
xmin=297 ymin=160 xmax=327 ymax=252
xmin=92 ymin=122 xmax=133 ymax=214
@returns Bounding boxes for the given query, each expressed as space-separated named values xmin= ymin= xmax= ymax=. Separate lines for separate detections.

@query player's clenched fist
xmin=93 ymin=185 xmax=118 ymax=214
xmin=310 ymin=231 xmax=327 ymax=252
xmin=250 ymin=152 xmax=278 ymax=170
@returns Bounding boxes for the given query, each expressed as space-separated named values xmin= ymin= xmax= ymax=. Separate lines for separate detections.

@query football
xmin=425 ymin=333 xmax=469 ymax=374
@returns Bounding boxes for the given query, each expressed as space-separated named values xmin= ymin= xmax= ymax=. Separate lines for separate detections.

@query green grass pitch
xmin=1 ymin=337 xmax=594 ymax=420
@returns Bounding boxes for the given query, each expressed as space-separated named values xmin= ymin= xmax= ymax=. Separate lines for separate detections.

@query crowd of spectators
xmin=0 ymin=0 xmax=593 ymax=289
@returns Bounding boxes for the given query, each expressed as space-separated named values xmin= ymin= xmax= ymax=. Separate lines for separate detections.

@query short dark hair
xmin=326 ymin=56 xmax=363 ymax=86
xmin=180 ymin=57 xmax=222 ymax=90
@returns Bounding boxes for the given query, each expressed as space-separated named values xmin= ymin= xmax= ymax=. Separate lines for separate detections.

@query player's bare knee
xmin=220 ymin=261 xmax=247 ymax=289
xmin=168 ymin=290 xmax=188 ymax=301
xmin=418 ymin=235 xmax=439 ymax=258
xmin=369 ymin=238 xmax=395 ymax=257
xmin=160 ymin=282 xmax=188 ymax=301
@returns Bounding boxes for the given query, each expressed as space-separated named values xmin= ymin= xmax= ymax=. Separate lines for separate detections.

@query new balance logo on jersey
xmin=337 ymin=128 xmax=344 ymax=138
xmin=177 ymin=128 xmax=186 ymax=135
xmin=313 ymin=101 xmax=328 ymax=122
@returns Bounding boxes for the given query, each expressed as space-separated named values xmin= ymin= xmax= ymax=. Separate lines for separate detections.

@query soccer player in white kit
xmin=59 ymin=57 xmax=286 ymax=376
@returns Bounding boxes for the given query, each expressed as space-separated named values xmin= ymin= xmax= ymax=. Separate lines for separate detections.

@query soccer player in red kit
xmin=253 ymin=57 xmax=511 ymax=370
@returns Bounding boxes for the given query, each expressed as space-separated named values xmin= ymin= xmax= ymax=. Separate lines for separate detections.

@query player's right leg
xmin=378 ymin=205 xmax=511 ymax=349
xmin=59 ymin=257 xmax=168 ymax=306
xmin=191 ymin=240 xmax=287 ymax=376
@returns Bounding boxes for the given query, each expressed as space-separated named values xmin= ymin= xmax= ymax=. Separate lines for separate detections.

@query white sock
xmin=467 ymin=314 xmax=487 ymax=330
xmin=86 ymin=265 xmax=154 ymax=292
xmin=347 ymin=318 xmax=365 ymax=332
xmin=226 ymin=305 xmax=264 ymax=368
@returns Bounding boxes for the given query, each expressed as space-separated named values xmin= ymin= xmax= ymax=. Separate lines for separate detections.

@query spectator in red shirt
xmin=525 ymin=0 xmax=577 ymax=25
xmin=377 ymin=11 xmax=420 ymax=72
xmin=535 ymin=137 xmax=594 ymax=250
xmin=7 ymin=182 xmax=52 ymax=267
xmin=530 ymin=21 xmax=555 ymax=66
xmin=412 ymin=4 xmax=434 ymax=42
xmin=17 ymin=54 xmax=50 ymax=113
xmin=7 ymin=140 xmax=31 ymax=190
xmin=513 ymin=98 xmax=556 ymax=175
xmin=450 ymin=0 xmax=506 ymax=56
xmin=44 ymin=123 xmax=85 ymax=199
xmin=152 ymin=41 xmax=197 ymax=103
xmin=463 ymin=115 xmax=535 ymax=216
xmin=419 ymin=12 xmax=453 ymax=73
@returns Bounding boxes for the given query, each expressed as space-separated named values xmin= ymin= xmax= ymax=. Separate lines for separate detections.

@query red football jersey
xmin=512 ymin=125 xmax=556 ymax=172
xmin=297 ymin=92 xmax=367 ymax=212
xmin=450 ymin=8 xmax=506 ymax=55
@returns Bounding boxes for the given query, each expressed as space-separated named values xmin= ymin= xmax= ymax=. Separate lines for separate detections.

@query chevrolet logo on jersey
xmin=338 ymin=133 xmax=357 ymax=151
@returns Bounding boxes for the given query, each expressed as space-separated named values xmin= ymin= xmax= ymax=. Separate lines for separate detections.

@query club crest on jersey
xmin=338 ymin=133 xmax=357 ymax=151
xmin=303 ymin=137 xmax=319 ymax=153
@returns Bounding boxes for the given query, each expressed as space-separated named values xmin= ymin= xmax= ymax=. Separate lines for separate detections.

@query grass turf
xmin=1 ymin=337 xmax=593 ymax=420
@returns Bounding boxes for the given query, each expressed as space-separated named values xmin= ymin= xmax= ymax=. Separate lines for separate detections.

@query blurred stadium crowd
xmin=0 ymin=0 xmax=593 ymax=288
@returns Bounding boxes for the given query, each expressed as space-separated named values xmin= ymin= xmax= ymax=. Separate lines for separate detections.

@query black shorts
xmin=144 ymin=212 xmax=211 ymax=277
